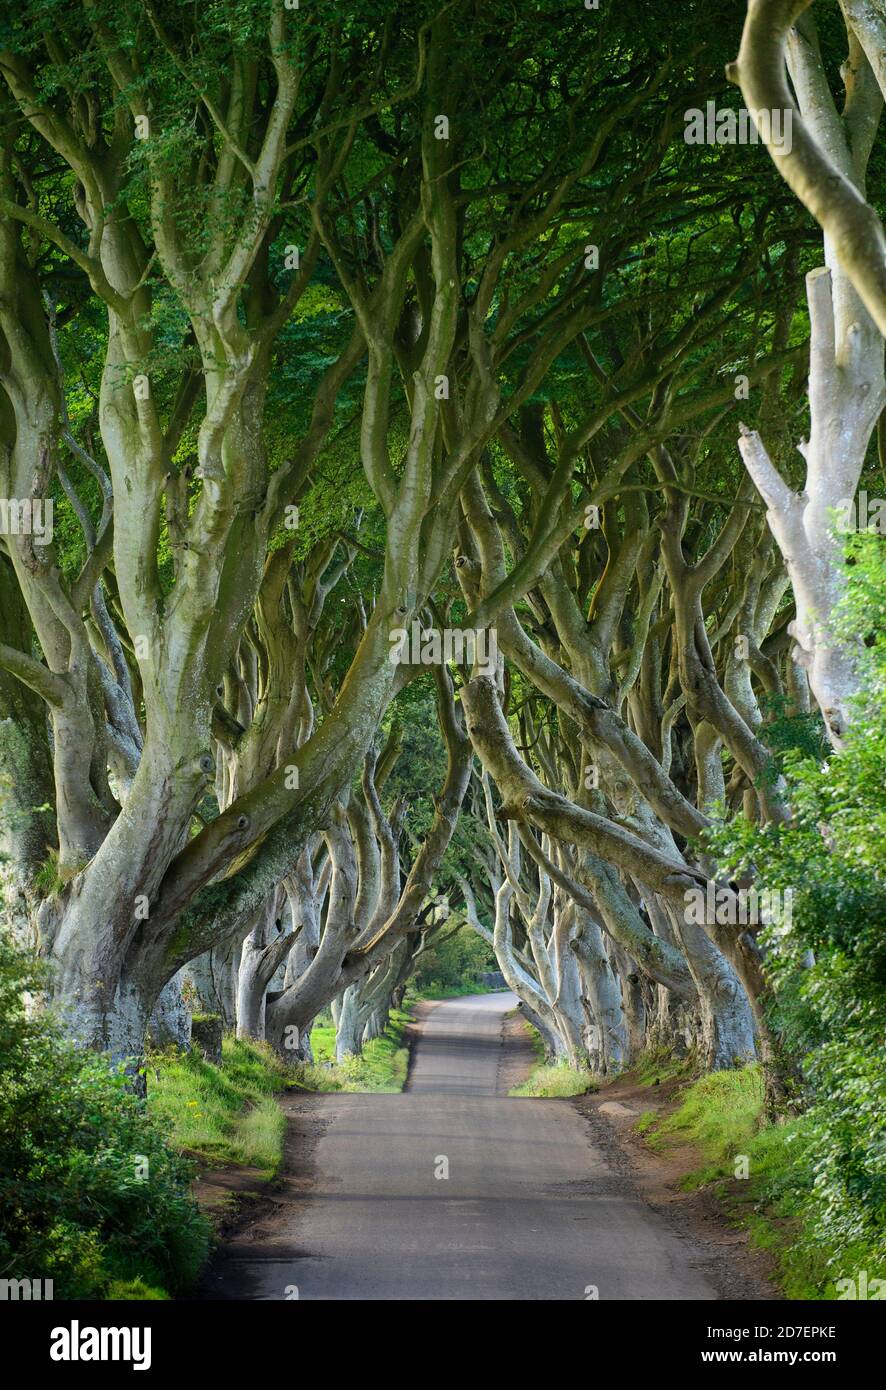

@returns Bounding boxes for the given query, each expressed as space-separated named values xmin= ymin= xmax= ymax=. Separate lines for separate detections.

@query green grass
xmin=519 ymin=1015 xmax=546 ymax=1062
xmin=652 ymin=1064 xmax=765 ymax=1183
xmin=635 ymin=1064 xmax=886 ymax=1299
xmin=147 ymin=1037 xmax=288 ymax=1177
xmin=504 ymin=1018 xmax=597 ymax=1096
xmin=106 ymin=1278 xmax=170 ymax=1300
xmin=509 ymin=1061 xmax=597 ymax=1097
xmin=294 ymin=1008 xmax=411 ymax=1093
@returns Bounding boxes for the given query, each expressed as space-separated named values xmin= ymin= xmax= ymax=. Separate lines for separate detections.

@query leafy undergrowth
xmin=0 ymin=929 xmax=210 ymax=1301
xmin=148 ymin=1038 xmax=288 ymax=1177
xmin=635 ymin=1064 xmax=886 ymax=1299
xmin=510 ymin=1061 xmax=598 ymax=1098
xmin=294 ymin=1008 xmax=411 ymax=1092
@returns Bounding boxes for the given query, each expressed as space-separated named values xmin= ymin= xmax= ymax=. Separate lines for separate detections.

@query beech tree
xmin=1 ymin=0 xmax=699 ymax=1070
xmin=0 ymin=0 xmax=882 ymax=1114
xmin=731 ymin=1 xmax=886 ymax=743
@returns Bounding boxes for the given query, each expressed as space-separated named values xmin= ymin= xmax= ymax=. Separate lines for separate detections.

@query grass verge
xmin=633 ymin=1043 xmax=697 ymax=1088
xmin=148 ymin=1037 xmax=289 ymax=1178
xmin=510 ymin=1061 xmax=597 ymax=1097
xmin=505 ymin=1018 xmax=597 ymax=1096
xmin=503 ymin=1023 xmax=595 ymax=1095
xmin=292 ymin=1008 xmax=412 ymax=1093
xmin=634 ymin=1062 xmax=886 ymax=1299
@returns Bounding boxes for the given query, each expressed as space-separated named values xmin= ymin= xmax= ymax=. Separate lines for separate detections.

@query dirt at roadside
xmin=573 ymin=1070 xmax=783 ymax=1302
xmin=401 ymin=997 xmax=440 ymax=1090
xmin=186 ymin=1089 xmax=325 ymax=1299
xmin=497 ymin=1005 xmax=539 ymax=1094
xmin=187 ymin=1005 xmax=782 ymax=1302
xmin=190 ymin=1160 xmax=272 ymax=1238
xmin=189 ymin=1002 xmax=431 ymax=1284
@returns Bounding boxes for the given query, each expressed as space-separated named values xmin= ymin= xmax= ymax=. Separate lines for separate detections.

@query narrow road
xmin=205 ymin=993 xmax=720 ymax=1300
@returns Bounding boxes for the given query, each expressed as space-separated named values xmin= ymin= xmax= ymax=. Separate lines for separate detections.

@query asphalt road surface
xmin=208 ymin=993 xmax=719 ymax=1300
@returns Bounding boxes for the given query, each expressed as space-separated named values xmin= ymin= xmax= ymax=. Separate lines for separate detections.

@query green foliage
xmin=640 ymin=1065 xmax=886 ymax=1297
xmin=0 ymin=930 xmax=209 ymax=1299
xmin=704 ymin=537 xmax=886 ymax=1279
xmin=147 ymin=1037 xmax=289 ymax=1176
xmin=299 ymin=1009 xmax=411 ymax=1093
xmin=410 ymin=924 xmax=495 ymax=997
xmin=758 ymin=692 xmax=829 ymax=772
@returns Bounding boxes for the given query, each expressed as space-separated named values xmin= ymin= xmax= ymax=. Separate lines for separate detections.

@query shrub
xmin=704 ymin=536 xmax=886 ymax=1278
xmin=0 ymin=930 xmax=210 ymax=1298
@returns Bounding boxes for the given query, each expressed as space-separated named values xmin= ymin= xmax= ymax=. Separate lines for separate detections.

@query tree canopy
xmin=1 ymin=0 xmax=885 ymax=1300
